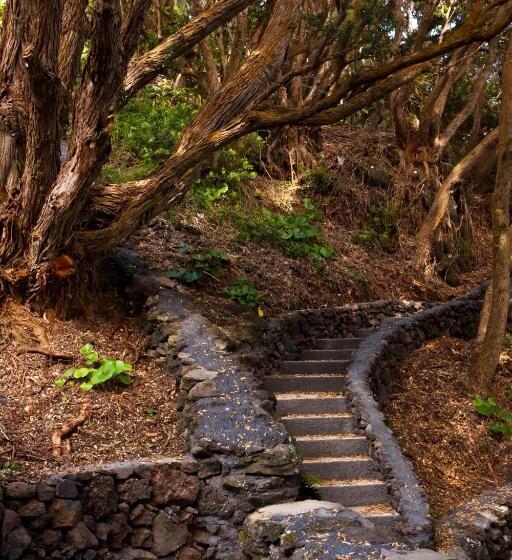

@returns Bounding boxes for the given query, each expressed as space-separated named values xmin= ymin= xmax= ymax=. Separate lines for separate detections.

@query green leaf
xmin=472 ymin=396 xmax=498 ymax=417
xmin=73 ymin=368 xmax=91 ymax=379
xmin=89 ymin=366 xmax=114 ymax=385
xmin=114 ymin=360 xmax=132 ymax=374
xmin=80 ymin=382 xmax=93 ymax=392
xmin=496 ymin=408 xmax=512 ymax=422
xmin=80 ymin=343 xmax=95 ymax=356
xmin=55 ymin=378 xmax=67 ymax=388
xmin=490 ymin=422 xmax=512 ymax=438
xmin=64 ymin=368 xmax=75 ymax=378
xmin=84 ymin=351 xmax=99 ymax=365
xmin=118 ymin=374 xmax=133 ymax=386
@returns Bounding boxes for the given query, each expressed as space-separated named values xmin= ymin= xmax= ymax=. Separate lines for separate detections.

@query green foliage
xmin=302 ymin=164 xmax=335 ymax=195
xmin=290 ymin=436 xmax=304 ymax=461
xmin=504 ymin=333 xmax=512 ymax=349
xmin=473 ymin=395 xmax=512 ymax=440
xmin=192 ymin=143 xmax=259 ymax=207
xmin=225 ymin=277 xmax=261 ymax=308
xmin=56 ymin=344 xmax=133 ymax=392
xmin=237 ymin=198 xmax=335 ymax=264
xmin=298 ymin=473 xmax=322 ymax=500
xmin=168 ymin=247 xmax=231 ymax=284
xmin=102 ymin=84 xmax=197 ymax=183
xmin=355 ymin=205 xmax=397 ymax=250
xmin=0 ymin=460 xmax=20 ymax=475
xmin=145 ymin=407 xmax=157 ymax=419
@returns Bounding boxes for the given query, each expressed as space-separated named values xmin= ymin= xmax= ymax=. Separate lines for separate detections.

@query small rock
xmin=130 ymin=528 xmax=153 ymax=548
xmin=6 ymin=482 xmax=36 ymax=499
xmin=36 ymin=528 xmax=62 ymax=550
xmin=56 ymin=479 xmax=79 ymax=499
xmin=1 ymin=526 xmax=32 ymax=560
xmin=188 ymin=380 xmax=218 ymax=400
xmin=17 ymin=499 xmax=46 ymax=518
xmin=152 ymin=465 xmax=200 ymax=506
xmin=129 ymin=504 xmax=156 ymax=527
xmin=84 ymin=475 xmax=118 ymax=518
xmin=152 ymin=512 xmax=188 ymax=556
xmin=115 ymin=548 xmax=157 ymax=560
xmin=49 ymin=499 xmax=83 ymax=528
xmin=179 ymin=546 xmax=203 ymax=560
xmin=37 ymin=483 xmax=56 ymax=502
xmin=118 ymin=478 xmax=151 ymax=504
xmin=66 ymin=521 xmax=99 ymax=550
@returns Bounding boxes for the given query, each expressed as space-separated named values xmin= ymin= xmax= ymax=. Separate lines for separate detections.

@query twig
xmin=17 ymin=346 xmax=74 ymax=361
xmin=52 ymin=401 xmax=92 ymax=457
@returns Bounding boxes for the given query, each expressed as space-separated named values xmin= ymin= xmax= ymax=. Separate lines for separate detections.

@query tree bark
xmin=472 ymin=33 xmax=512 ymax=391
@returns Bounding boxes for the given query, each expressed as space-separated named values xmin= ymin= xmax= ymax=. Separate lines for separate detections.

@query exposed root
xmin=15 ymin=346 xmax=73 ymax=361
xmin=0 ymin=298 xmax=50 ymax=348
xmin=52 ymin=401 xmax=92 ymax=458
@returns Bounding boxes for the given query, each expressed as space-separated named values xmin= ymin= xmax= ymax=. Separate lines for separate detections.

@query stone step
xmin=356 ymin=328 xmax=375 ymax=337
xmin=294 ymin=435 xmax=369 ymax=457
xmin=264 ymin=375 xmax=347 ymax=393
xmin=281 ymin=360 xmax=350 ymax=374
xmin=315 ymin=338 xmax=363 ymax=350
xmin=276 ymin=393 xmax=349 ymax=416
xmin=314 ymin=479 xmax=390 ymax=506
xmin=283 ymin=414 xmax=356 ymax=436
xmin=301 ymin=349 xmax=354 ymax=361
xmin=302 ymin=456 xmax=379 ymax=480
xmin=351 ymin=504 xmax=399 ymax=522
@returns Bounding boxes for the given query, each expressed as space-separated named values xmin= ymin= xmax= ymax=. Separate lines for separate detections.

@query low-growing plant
xmin=237 ymin=198 xmax=335 ymax=264
xmin=301 ymin=164 xmax=335 ymax=194
xmin=0 ymin=460 xmax=20 ymax=474
xmin=168 ymin=248 xmax=231 ymax=284
xmin=145 ymin=407 xmax=157 ymax=419
xmin=56 ymin=344 xmax=133 ymax=392
xmin=225 ymin=277 xmax=261 ymax=308
xmin=472 ymin=395 xmax=512 ymax=439
xmin=354 ymin=205 xmax=397 ymax=250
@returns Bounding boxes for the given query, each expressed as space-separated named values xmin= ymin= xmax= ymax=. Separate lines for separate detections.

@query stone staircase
xmin=263 ymin=328 xmax=400 ymax=533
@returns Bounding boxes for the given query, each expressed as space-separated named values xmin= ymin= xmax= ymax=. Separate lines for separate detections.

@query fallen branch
xmin=17 ymin=345 xmax=74 ymax=361
xmin=52 ymin=401 xmax=92 ymax=457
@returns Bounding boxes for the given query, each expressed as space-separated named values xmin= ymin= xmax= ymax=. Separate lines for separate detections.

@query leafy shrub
xmin=301 ymin=164 xmax=334 ymax=194
xmin=472 ymin=395 xmax=512 ymax=439
xmin=102 ymin=84 xmax=197 ymax=183
xmin=168 ymin=248 xmax=230 ymax=284
xmin=225 ymin=277 xmax=261 ymax=308
xmin=192 ymin=140 xmax=259 ymax=207
xmin=237 ymin=198 xmax=335 ymax=263
xmin=56 ymin=344 xmax=133 ymax=392
xmin=355 ymin=205 xmax=397 ymax=250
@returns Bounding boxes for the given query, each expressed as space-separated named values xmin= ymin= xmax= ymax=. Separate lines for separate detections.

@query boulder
xmin=151 ymin=465 xmax=200 ymax=506
xmin=66 ymin=521 xmax=99 ymax=550
xmin=151 ymin=511 xmax=188 ymax=556
xmin=49 ymin=499 xmax=83 ymax=528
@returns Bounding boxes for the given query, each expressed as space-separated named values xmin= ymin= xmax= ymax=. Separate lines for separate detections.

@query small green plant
xmin=237 ymin=198 xmax=335 ymax=264
xmin=0 ymin=460 xmax=20 ymax=475
xmin=168 ymin=248 xmax=231 ymax=284
xmin=290 ymin=436 xmax=304 ymax=461
xmin=225 ymin=277 xmax=261 ymax=308
xmin=298 ymin=473 xmax=322 ymax=500
xmin=472 ymin=395 xmax=512 ymax=439
xmin=145 ymin=407 xmax=157 ymax=419
xmin=302 ymin=164 xmax=334 ymax=194
xmin=55 ymin=344 xmax=133 ymax=392
xmin=504 ymin=333 xmax=512 ymax=349
xmin=355 ymin=205 xmax=397 ymax=250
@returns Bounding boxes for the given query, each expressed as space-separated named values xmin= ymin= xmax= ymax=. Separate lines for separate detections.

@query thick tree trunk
xmin=472 ymin=34 xmax=512 ymax=391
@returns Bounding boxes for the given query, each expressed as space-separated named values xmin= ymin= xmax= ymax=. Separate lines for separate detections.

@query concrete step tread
xmin=302 ymin=349 xmax=354 ymax=359
xmin=276 ymin=392 xmax=348 ymax=399
xmin=351 ymin=504 xmax=399 ymax=518
xmin=302 ymin=456 xmax=371 ymax=463
xmin=271 ymin=373 xmax=348 ymax=378
xmin=315 ymin=338 xmax=364 ymax=350
xmin=296 ymin=434 xmax=364 ymax=441
xmin=315 ymin=478 xmax=387 ymax=488
xmin=283 ymin=413 xmax=352 ymax=419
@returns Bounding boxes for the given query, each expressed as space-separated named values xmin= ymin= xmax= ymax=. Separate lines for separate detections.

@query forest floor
xmin=0 ymin=290 xmax=183 ymax=482
xmin=385 ymin=336 xmax=512 ymax=517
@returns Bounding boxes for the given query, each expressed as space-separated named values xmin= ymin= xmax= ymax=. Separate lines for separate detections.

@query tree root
xmin=52 ymin=401 xmax=92 ymax=457
xmin=16 ymin=345 xmax=73 ymax=361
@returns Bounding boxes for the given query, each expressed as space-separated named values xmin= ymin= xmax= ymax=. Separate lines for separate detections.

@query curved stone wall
xmin=0 ymin=249 xmax=300 ymax=560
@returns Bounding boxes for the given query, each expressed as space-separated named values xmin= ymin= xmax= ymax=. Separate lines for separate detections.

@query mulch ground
xmin=385 ymin=337 xmax=512 ymax=517
xmin=0 ymin=291 xmax=184 ymax=483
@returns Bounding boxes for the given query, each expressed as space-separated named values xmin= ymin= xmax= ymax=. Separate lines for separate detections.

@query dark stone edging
xmin=0 ymin=248 xmax=301 ymax=560
xmin=435 ymin=483 xmax=512 ymax=559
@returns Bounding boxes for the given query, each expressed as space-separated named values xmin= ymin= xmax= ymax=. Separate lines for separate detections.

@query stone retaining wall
xmin=435 ymin=483 xmax=512 ymax=560
xmin=1 ymin=249 xmax=300 ymax=560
